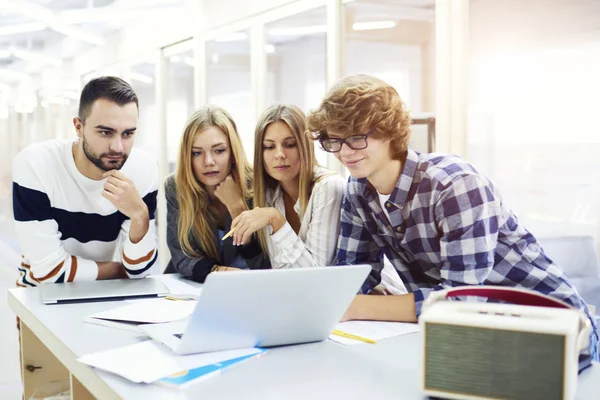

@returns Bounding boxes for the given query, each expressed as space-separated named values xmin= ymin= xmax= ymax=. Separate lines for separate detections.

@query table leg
xmin=20 ymin=321 xmax=70 ymax=399
xmin=71 ymin=373 xmax=96 ymax=400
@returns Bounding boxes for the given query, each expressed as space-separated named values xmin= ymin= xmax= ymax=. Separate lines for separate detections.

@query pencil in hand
xmin=222 ymin=206 xmax=258 ymax=241
xmin=222 ymin=227 xmax=235 ymax=241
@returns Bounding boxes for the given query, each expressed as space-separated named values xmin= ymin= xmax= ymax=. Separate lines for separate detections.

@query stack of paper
xmin=78 ymin=341 xmax=265 ymax=384
xmin=84 ymin=298 xmax=196 ymax=331
xmin=329 ymin=321 xmax=419 ymax=345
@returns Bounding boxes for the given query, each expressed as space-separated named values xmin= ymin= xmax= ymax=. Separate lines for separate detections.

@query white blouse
xmin=265 ymin=166 xmax=345 ymax=269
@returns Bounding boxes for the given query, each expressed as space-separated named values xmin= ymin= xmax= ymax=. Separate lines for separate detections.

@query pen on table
xmin=331 ymin=329 xmax=377 ymax=344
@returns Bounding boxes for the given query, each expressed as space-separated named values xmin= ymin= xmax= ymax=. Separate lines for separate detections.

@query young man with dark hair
xmin=307 ymin=74 xmax=597 ymax=365
xmin=13 ymin=76 xmax=158 ymax=286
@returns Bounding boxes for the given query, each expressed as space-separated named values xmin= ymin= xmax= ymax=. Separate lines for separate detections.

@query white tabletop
xmin=8 ymin=274 xmax=600 ymax=399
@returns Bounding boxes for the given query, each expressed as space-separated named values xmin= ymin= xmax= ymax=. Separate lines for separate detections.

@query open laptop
xmin=139 ymin=265 xmax=370 ymax=355
xmin=41 ymin=277 xmax=169 ymax=304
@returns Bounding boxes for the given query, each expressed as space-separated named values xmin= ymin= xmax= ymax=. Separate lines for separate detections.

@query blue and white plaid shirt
xmin=337 ymin=149 xmax=597 ymax=362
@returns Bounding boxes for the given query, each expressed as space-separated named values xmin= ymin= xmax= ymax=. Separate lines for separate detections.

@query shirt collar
xmin=267 ymin=165 xmax=327 ymax=213
xmin=364 ymin=149 xmax=418 ymax=209
xmin=268 ymin=183 xmax=301 ymax=214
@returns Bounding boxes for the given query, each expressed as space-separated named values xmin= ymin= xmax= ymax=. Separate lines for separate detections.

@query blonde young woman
xmin=229 ymin=104 xmax=344 ymax=269
xmin=165 ymin=106 xmax=269 ymax=282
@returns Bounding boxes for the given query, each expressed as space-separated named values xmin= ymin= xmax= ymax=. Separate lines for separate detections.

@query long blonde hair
xmin=253 ymin=104 xmax=316 ymax=254
xmin=176 ymin=106 xmax=252 ymax=260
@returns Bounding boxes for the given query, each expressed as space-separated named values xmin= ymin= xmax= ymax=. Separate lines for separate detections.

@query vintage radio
xmin=420 ymin=286 xmax=591 ymax=400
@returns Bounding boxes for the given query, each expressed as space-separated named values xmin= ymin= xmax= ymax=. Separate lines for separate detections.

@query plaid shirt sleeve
xmin=411 ymin=172 xmax=502 ymax=316
xmin=336 ymin=190 xmax=384 ymax=293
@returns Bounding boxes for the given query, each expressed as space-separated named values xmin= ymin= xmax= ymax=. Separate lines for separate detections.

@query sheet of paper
xmin=83 ymin=316 xmax=142 ymax=332
xmin=329 ymin=321 xmax=419 ymax=345
xmin=158 ymin=274 xmax=203 ymax=297
xmin=78 ymin=341 xmax=181 ymax=383
xmin=78 ymin=340 xmax=263 ymax=383
xmin=87 ymin=298 xmax=196 ymax=324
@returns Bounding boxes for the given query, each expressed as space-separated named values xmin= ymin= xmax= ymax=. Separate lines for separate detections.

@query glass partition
xmin=206 ymin=31 xmax=254 ymax=162
xmin=265 ymin=6 xmax=328 ymax=166
xmin=128 ymin=61 xmax=158 ymax=161
xmin=343 ymin=0 xmax=435 ymax=115
xmin=165 ymin=40 xmax=195 ymax=173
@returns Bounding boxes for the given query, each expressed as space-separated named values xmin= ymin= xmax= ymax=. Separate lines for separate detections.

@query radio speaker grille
xmin=424 ymin=322 xmax=565 ymax=400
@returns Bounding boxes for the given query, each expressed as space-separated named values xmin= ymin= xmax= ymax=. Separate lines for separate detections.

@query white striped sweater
xmin=12 ymin=139 xmax=158 ymax=286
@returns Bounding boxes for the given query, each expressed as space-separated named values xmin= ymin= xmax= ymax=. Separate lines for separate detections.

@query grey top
xmin=164 ymin=174 xmax=269 ymax=282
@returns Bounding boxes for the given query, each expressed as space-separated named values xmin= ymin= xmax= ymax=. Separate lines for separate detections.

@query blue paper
xmin=159 ymin=349 xmax=267 ymax=388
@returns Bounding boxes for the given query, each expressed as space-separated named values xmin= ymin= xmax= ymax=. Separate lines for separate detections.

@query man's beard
xmin=82 ymin=136 xmax=129 ymax=171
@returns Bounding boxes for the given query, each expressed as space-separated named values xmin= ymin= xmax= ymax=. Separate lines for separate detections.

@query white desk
xmin=8 ymin=275 xmax=600 ymax=399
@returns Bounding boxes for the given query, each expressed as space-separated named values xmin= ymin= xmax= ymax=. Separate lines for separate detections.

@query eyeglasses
xmin=319 ymin=132 xmax=373 ymax=153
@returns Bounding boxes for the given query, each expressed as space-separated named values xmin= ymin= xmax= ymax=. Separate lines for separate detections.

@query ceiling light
xmin=0 ymin=68 xmax=29 ymax=80
xmin=15 ymin=107 xmax=32 ymax=114
xmin=12 ymin=49 xmax=63 ymax=66
xmin=51 ymin=25 xmax=104 ymax=46
xmin=129 ymin=72 xmax=154 ymax=84
xmin=214 ymin=32 xmax=248 ymax=42
xmin=163 ymin=39 xmax=194 ymax=57
xmin=0 ymin=0 xmax=104 ymax=46
xmin=0 ymin=82 xmax=10 ymax=91
xmin=183 ymin=57 xmax=194 ymax=66
xmin=63 ymin=90 xmax=80 ymax=100
xmin=265 ymin=44 xmax=275 ymax=54
xmin=0 ymin=22 xmax=47 ymax=36
xmin=47 ymin=96 xmax=69 ymax=105
xmin=0 ymin=0 xmax=53 ymax=21
xmin=0 ymin=49 xmax=11 ymax=59
xmin=169 ymin=55 xmax=181 ymax=63
xmin=352 ymin=21 xmax=396 ymax=31
xmin=57 ymin=8 xmax=163 ymax=24
xmin=268 ymin=25 xmax=327 ymax=37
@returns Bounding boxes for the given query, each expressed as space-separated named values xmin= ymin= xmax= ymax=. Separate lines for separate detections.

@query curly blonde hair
xmin=307 ymin=74 xmax=411 ymax=160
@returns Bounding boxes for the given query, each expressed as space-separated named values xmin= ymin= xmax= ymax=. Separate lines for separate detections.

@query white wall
xmin=423 ymin=24 xmax=436 ymax=112
xmin=467 ymin=0 xmax=600 ymax=244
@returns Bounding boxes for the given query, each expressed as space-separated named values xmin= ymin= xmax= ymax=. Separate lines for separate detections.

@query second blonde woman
xmin=229 ymin=104 xmax=344 ymax=269
xmin=165 ymin=106 xmax=269 ymax=282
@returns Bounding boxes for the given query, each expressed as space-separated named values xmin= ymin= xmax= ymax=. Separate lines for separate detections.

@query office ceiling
xmin=0 ymin=0 xmax=186 ymax=79
xmin=0 ymin=0 xmax=436 ymax=89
